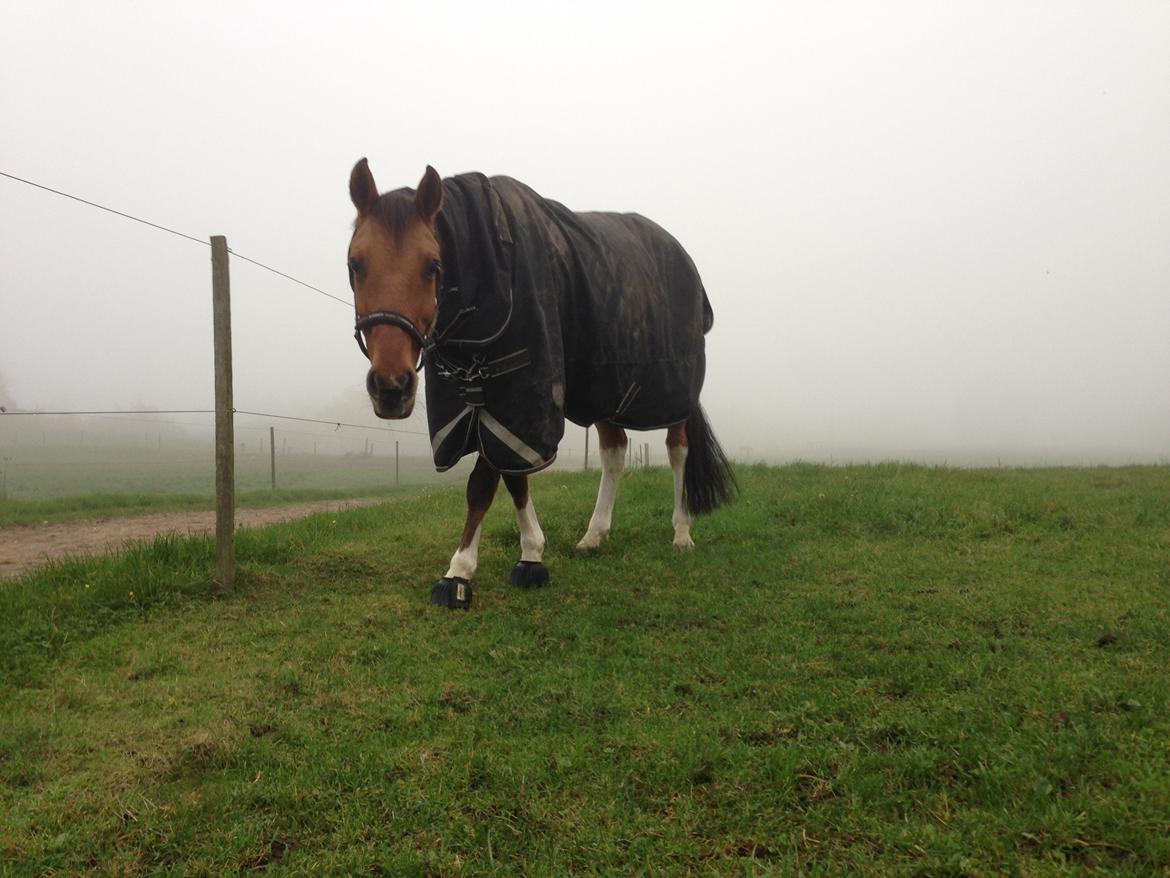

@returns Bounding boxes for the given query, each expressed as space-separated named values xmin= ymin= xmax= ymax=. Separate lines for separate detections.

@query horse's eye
xmin=425 ymin=259 xmax=441 ymax=280
xmin=348 ymin=257 xmax=364 ymax=277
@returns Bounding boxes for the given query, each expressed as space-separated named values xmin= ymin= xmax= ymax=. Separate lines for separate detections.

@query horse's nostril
xmin=368 ymin=369 xmax=415 ymax=403
xmin=366 ymin=370 xmax=393 ymax=396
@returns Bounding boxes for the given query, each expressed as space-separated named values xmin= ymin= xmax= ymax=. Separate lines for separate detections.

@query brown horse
xmin=348 ymin=159 xmax=735 ymax=608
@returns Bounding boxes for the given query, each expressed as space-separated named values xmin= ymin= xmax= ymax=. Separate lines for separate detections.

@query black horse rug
xmin=425 ymin=173 xmax=714 ymax=474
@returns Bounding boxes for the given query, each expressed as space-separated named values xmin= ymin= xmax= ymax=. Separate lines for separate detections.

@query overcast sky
xmin=2 ymin=1 xmax=1167 ymax=464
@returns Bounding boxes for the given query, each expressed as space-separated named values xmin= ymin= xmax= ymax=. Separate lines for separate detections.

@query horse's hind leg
xmin=667 ymin=422 xmax=694 ymax=549
xmin=576 ymin=422 xmax=628 ymax=550
xmin=502 ymin=473 xmax=549 ymax=587
xmin=433 ymin=454 xmax=499 ymax=608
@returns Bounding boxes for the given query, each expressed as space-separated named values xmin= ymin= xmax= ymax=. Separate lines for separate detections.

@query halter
xmin=353 ymin=310 xmax=428 ymax=366
xmin=351 ymin=259 xmax=439 ymax=369
xmin=349 ymin=236 xmax=503 ymax=371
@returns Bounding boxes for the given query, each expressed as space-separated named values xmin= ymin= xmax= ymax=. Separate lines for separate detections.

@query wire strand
xmin=1 ymin=408 xmax=428 ymax=436
xmin=0 ymin=170 xmax=209 ymax=246
xmin=0 ymin=169 xmax=351 ymax=309
xmin=233 ymin=409 xmax=429 ymax=435
xmin=228 ymin=251 xmax=350 ymax=307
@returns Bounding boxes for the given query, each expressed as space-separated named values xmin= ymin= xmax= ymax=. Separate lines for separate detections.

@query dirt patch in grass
xmin=0 ymin=499 xmax=385 ymax=579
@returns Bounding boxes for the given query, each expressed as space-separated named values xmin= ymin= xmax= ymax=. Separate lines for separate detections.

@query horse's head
xmin=348 ymin=159 xmax=443 ymax=419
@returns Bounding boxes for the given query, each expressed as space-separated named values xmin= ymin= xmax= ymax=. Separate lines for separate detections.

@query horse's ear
xmin=349 ymin=158 xmax=379 ymax=215
xmin=415 ymin=165 xmax=442 ymax=222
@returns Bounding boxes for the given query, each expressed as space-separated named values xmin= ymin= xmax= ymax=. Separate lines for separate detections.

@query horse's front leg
xmin=432 ymin=454 xmax=500 ymax=609
xmin=503 ymin=473 xmax=549 ymax=587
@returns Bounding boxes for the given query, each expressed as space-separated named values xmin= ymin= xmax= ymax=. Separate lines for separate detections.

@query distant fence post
xmin=269 ymin=426 xmax=276 ymax=490
xmin=211 ymin=235 xmax=235 ymax=593
xmin=395 ymin=440 xmax=400 ymax=485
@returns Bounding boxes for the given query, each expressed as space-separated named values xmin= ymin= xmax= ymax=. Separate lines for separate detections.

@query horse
xmin=347 ymin=159 xmax=735 ymax=608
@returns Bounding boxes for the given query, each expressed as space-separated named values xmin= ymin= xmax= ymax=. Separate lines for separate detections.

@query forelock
xmin=369 ymin=188 xmax=418 ymax=242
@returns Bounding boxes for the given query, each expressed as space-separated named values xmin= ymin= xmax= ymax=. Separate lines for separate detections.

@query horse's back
xmin=436 ymin=174 xmax=714 ymax=451
xmin=543 ymin=203 xmax=712 ymax=430
xmin=489 ymin=177 xmax=712 ymax=337
xmin=573 ymin=209 xmax=714 ymax=336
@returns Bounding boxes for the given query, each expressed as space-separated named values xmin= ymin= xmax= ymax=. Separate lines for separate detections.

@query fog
xmin=2 ymin=1 xmax=1167 ymax=466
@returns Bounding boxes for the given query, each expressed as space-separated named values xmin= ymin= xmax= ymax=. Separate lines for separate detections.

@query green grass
xmin=2 ymin=464 xmax=1168 ymax=875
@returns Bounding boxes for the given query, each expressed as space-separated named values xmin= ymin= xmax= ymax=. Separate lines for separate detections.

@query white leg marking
xmin=670 ymin=445 xmax=694 ymax=549
xmin=576 ymin=445 xmax=626 ymax=550
xmin=444 ymin=524 xmax=482 ymax=580
xmin=516 ymin=499 xmax=545 ymax=563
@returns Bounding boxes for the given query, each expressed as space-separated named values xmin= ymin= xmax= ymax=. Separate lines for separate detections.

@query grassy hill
xmin=2 ymin=464 xmax=1168 ymax=875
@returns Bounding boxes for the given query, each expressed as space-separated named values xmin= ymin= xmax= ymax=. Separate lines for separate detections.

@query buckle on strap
xmin=431 ymin=349 xmax=531 ymax=385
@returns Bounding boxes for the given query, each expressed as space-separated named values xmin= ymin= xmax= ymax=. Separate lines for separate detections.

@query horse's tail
xmin=684 ymin=405 xmax=738 ymax=516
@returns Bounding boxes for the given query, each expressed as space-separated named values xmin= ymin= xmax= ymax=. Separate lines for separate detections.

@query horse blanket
xmin=426 ymin=173 xmax=714 ymax=474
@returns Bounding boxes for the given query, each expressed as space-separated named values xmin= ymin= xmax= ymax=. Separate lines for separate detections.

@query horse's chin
xmin=371 ymin=397 xmax=415 ymax=420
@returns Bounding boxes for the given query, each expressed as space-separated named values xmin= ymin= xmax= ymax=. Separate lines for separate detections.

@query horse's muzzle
xmin=367 ymin=368 xmax=417 ymax=419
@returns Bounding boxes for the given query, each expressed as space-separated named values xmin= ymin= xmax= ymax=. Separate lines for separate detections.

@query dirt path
xmin=0 ymin=499 xmax=387 ymax=579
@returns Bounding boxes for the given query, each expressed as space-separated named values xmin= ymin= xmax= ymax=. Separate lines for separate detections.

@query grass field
xmin=2 ymin=464 xmax=1168 ymax=875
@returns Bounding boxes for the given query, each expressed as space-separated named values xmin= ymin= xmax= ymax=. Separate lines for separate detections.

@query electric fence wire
xmin=0 ymin=172 xmax=439 ymax=452
xmin=0 ymin=408 xmax=429 ymax=436
xmin=0 ymin=170 xmax=350 ymax=309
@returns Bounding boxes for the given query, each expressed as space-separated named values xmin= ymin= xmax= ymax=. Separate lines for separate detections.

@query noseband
xmin=354 ymin=310 xmax=428 ymax=366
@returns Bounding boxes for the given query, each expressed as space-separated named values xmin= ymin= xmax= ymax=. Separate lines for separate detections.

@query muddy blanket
xmin=426 ymin=173 xmax=713 ymax=474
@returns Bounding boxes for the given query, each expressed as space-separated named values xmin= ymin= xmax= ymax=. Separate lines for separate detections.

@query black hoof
xmin=511 ymin=561 xmax=549 ymax=589
xmin=431 ymin=577 xmax=473 ymax=610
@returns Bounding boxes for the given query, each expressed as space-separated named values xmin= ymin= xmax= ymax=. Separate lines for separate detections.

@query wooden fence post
xmin=269 ymin=426 xmax=276 ymax=490
xmin=211 ymin=235 xmax=235 ymax=593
